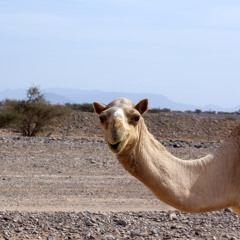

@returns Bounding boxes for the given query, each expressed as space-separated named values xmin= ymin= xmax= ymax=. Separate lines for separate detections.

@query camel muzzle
xmin=110 ymin=142 xmax=121 ymax=150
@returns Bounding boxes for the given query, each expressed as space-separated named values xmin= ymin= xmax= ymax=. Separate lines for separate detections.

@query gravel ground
xmin=0 ymin=136 xmax=239 ymax=239
xmin=0 ymin=209 xmax=239 ymax=240
xmin=0 ymin=111 xmax=239 ymax=239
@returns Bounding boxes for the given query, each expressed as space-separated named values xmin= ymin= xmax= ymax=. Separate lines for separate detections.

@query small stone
xmin=222 ymin=234 xmax=230 ymax=238
xmin=173 ymin=143 xmax=180 ymax=148
xmin=169 ymin=212 xmax=178 ymax=220
xmin=224 ymin=208 xmax=233 ymax=213
xmin=195 ymin=231 xmax=200 ymax=236
xmin=85 ymin=220 xmax=95 ymax=227
xmin=86 ymin=232 xmax=94 ymax=239
xmin=130 ymin=230 xmax=141 ymax=237
xmin=116 ymin=219 xmax=127 ymax=227
xmin=151 ymin=229 xmax=158 ymax=235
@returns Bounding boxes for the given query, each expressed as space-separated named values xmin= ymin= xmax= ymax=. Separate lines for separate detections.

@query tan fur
xmin=93 ymin=98 xmax=240 ymax=216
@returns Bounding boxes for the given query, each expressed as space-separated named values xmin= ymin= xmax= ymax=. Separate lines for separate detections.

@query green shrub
xmin=0 ymin=86 xmax=71 ymax=136
xmin=148 ymin=108 xmax=171 ymax=113
xmin=65 ymin=103 xmax=94 ymax=112
xmin=194 ymin=109 xmax=202 ymax=114
xmin=0 ymin=110 xmax=18 ymax=128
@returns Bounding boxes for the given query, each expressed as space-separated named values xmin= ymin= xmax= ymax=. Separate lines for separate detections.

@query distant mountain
xmin=45 ymin=88 xmax=195 ymax=111
xmin=201 ymin=104 xmax=239 ymax=113
xmin=0 ymin=88 xmax=239 ymax=112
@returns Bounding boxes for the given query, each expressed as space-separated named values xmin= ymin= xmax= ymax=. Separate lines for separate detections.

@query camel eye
xmin=99 ymin=116 xmax=105 ymax=124
xmin=134 ymin=116 xmax=140 ymax=122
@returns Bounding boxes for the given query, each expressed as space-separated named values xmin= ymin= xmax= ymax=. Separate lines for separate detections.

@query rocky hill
xmin=49 ymin=111 xmax=240 ymax=142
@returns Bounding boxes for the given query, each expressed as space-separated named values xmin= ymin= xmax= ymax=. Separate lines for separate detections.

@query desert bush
xmin=194 ymin=109 xmax=202 ymax=114
xmin=26 ymin=85 xmax=46 ymax=103
xmin=0 ymin=110 xmax=19 ymax=128
xmin=0 ymin=86 xmax=71 ymax=136
xmin=148 ymin=108 xmax=171 ymax=113
xmin=65 ymin=103 xmax=94 ymax=112
xmin=0 ymin=101 xmax=5 ymax=107
xmin=204 ymin=110 xmax=216 ymax=114
xmin=148 ymin=108 xmax=161 ymax=113
xmin=9 ymin=100 xmax=71 ymax=136
xmin=0 ymin=100 xmax=70 ymax=137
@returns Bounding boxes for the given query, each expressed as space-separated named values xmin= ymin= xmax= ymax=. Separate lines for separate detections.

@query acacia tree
xmin=0 ymin=86 xmax=71 ymax=136
xmin=26 ymin=86 xmax=46 ymax=103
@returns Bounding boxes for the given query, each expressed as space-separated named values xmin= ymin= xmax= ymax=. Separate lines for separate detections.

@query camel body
xmin=93 ymin=98 xmax=240 ymax=216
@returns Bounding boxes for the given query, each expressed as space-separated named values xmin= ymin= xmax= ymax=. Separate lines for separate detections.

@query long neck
xmin=117 ymin=119 xmax=236 ymax=213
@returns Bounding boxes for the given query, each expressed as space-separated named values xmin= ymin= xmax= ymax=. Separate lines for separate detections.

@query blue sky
xmin=0 ymin=0 xmax=240 ymax=108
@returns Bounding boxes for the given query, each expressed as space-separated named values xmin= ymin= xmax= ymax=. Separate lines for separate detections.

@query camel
xmin=93 ymin=98 xmax=240 ymax=216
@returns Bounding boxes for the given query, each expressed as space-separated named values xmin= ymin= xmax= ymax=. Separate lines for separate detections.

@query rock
xmin=116 ymin=219 xmax=127 ymax=227
xmin=173 ymin=143 xmax=181 ymax=148
xmin=85 ymin=220 xmax=94 ymax=227
xmin=151 ymin=228 xmax=158 ymax=235
xmin=224 ymin=208 xmax=233 ymax=213
xmin=169 ymin=212 xmax=178 ymax=220
xmin=86 ymin=232 xmax=95 ymax=239
xmin=130 ymin=230 xmax=141 ymax=237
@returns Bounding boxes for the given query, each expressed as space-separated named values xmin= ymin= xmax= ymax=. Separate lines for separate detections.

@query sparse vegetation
xmin=194 ymin=109 xmax=202 ymax=114
xmin=26 ymin=85 xmax=46 ymax=103
xmin=0 ymin=86 xmax=71 ymax=136
xmin=0 ymin=87 xmax=239 ymax=139
xmin=204 ymin=110 xmax=216 ymax=115
xmin=0 ymin=106 xmax=18 ymax=128
xmin=65 ymin=103 xmax=94 ymax=112
xmin=148 ymin=108 xmax=171 ymax=113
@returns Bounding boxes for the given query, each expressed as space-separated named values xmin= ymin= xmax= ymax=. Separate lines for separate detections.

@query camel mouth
xmin=110 ymin=142 xmax=121 ymax=150
xmin=108 ymin=134 xmax=129 ymax=154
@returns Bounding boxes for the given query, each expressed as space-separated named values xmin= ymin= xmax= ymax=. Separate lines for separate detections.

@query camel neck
xmin=117 ymin=120 xmax=233 ymax=213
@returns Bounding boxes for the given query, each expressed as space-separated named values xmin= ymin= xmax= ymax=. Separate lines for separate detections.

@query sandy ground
xmin=0 ymin=135 xmax=212 ymax=213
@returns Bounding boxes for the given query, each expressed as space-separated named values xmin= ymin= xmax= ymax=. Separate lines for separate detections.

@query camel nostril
xmin=111 ymin=142 xmax=120 ymax=150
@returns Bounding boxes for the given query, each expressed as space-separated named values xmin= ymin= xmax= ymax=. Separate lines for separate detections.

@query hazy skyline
xmin=1 ymin=0 xmax=240 ymax=108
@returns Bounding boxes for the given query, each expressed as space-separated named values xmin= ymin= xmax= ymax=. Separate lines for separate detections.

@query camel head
xmin=93 ymin=98 xmax=148 ymax=154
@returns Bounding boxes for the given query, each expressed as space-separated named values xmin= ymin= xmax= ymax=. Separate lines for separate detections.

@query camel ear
xmin=93 ymin=102 xmax=106 ymax=115
xmin=135 ymin=99 xmax=148 ymax=115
